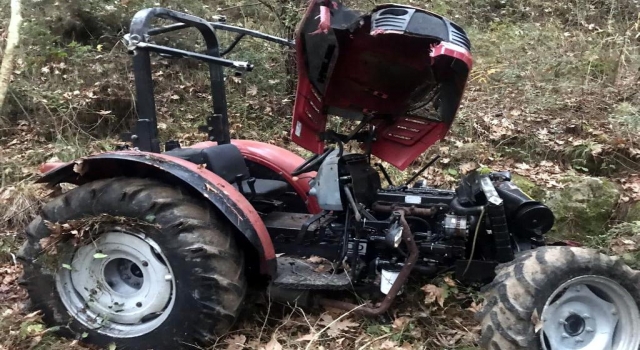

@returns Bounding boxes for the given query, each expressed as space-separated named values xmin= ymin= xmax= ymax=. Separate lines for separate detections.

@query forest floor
xmin=1 ymin=0 xmax=640 ymax=349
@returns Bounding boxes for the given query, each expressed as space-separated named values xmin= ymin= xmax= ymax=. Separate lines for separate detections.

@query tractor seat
xmin=164 ymin=144 xmax=289 ymax=199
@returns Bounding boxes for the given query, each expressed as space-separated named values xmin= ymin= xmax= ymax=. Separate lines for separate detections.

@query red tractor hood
xmin=290 ymin=2 xmax=472 ymax=170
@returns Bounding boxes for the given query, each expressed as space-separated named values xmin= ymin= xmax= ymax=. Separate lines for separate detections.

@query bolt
xmin=136 ymin=302 xmax=142 ymax=308
xmin=585 ymin=327 xmax=594 ymax=333
xmin=558 ymin=319 xmax=567 ymax=325
xmin=142 ymin=261 xmax=148 ymax=267
xmin=562 ymin=333 xmax=570 ymax=339
xmin=612 ymin=309 xmax=618 ymax=316
xmin=582 ymin=313 xmax=591 ymax=319
xmin=575 ymin=286 xmax=581 ymax=292
xmin=567 ymin=310 xmax=577 ymax=316
xmin=575 ymin=337 xmax=584 ymax=344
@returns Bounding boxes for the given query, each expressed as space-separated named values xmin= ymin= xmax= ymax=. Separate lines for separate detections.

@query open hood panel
xmin=290 ymin=2 xmax=472 ymax=170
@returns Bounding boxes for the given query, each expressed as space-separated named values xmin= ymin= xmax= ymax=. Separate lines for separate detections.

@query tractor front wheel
xmin=477 ymin=246 xmax=640 ymax=350
xmin=18 ymin=178 xmax=246 ymax=348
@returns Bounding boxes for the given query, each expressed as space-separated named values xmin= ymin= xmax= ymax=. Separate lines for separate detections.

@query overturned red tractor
xmin=19 ymin=1 xmax=640 ymax=349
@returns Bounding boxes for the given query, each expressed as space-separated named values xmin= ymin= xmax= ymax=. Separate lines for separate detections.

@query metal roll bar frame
xmin=122 ymin=7 xmax=294 ymax=152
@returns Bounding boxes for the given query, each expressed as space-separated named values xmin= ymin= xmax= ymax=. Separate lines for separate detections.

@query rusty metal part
xmin=372 ymin=202 xmax=435 ymax=217
xmin=318 ymin=210 xmax=419 ymax=316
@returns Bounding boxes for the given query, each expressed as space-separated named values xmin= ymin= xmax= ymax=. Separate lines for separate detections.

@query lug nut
xmin=561 ymin=333 xmax=569 ymax=339
xmin=575 ymin=337 xmax=584 ymax=344
xmin=558 ymin=319 xmax=567 ymax=325
xmin=585 ymin=327 xmax=594 ymax=333
xmin=582 ymin=314 xmax=591 ymax=319
xmin=164 ymin=274 xmax=172 ymax=281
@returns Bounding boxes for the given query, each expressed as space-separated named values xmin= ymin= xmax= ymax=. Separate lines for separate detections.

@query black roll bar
xmin=122 ymin=7 xmax=292 ymax=153
xmin=148 ymin=22 xmax=295 ymax=48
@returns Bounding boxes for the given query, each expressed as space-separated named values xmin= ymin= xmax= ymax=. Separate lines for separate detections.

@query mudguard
xmin=37 ymin=150 xmax=277 ymax=276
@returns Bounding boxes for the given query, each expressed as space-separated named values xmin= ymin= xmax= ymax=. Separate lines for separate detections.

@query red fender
xmin=36 ymin=151 xmax=277 ymax=276
xmin=40 ymin=141 xmax=320 ymax=214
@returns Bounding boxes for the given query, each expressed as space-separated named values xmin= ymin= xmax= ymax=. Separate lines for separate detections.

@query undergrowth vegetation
xmin=1 ymin=0 xmax=640 ymax=349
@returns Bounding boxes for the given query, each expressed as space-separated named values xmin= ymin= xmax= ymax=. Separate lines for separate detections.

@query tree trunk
xmin=0 ymin=0 xmax=23 ymax=126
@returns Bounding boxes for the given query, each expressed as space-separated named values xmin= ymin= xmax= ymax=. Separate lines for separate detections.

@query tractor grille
xmin=448 ymin=22 xmax=471 ymax=51
xmin=372 ymin=8 xmax=415 ymax=31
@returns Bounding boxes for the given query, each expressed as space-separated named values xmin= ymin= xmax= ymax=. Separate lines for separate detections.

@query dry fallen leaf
xmin=295 ymin=333 xmax=315 ymax=342
xmin=314 ymin=264 xmax=331 ymax=273
xmin=379 ymin=339 xmax=401 ymax=349
xmin=459 ymin=161 xmax=478 ymax=174
xmin=532 ymin=309 xmax=543 ymax=333
xmin=392 ymin=316 xmax=412 ymax=330
xmin=400 ymin=342 xmax=413 ymax=349
xmin=307 ymin=256 xmax=326 ymax=264
xmin=38 ymin=236 xmax=58 ymax=255
xmin=72 ymin=160 xmax=87 ymax=175
xmin=421 ymin=284 xmax=445 ymax=307
xmin=444 ymin=275 xmax=457 ymax=287
xmin=466 ymin=301 xmax=482 ymax=313
xmin=264 ymin=336 xmax=282 ymax=350
xmin=318 ymin=315 xmax=359 ymax=337
xmin=225 ymin=334 xmax=246 ymax=350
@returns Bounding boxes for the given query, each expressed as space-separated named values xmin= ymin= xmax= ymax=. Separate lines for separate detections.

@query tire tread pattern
xmin=18 ymin=177 xmax=247 ymax=347
xmin=476 ymin=246 xmax=640 ymax=350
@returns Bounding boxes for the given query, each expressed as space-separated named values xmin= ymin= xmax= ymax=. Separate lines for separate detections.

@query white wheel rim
xmin=540 ymin=275 xmax=640 ymax=350
xmin=56 ymin=230 xmax=176 ymax=338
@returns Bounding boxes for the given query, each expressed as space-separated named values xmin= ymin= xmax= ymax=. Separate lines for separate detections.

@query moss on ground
xmin=545 ymin=176 xmax=620 ymax=241
xmin=511 ymin=174 xmax=546 ymax=201
xmin=627 ymin=202 xmax=640 ymax=222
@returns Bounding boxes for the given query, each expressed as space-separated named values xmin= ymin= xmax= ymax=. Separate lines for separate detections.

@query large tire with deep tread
xmin=18 ymin=177 xmax=247 ymax=349
xmin=476 ymin=246 xmax=640 ymax=350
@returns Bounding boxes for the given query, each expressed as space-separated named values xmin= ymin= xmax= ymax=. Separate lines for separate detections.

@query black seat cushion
xmin=235 ymin=179 xmax=289 ymax=198
xmin=165 ymin=144 xmax=289 ymax=199
xmin=163 ymin=147 xmax=207 ymax=165
xmin=200 ymin=144 xmax=250 ymax=183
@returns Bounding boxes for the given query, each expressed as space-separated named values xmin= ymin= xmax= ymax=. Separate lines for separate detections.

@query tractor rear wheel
xmin=476 ymin=246 xmax=640 ymax=350
xmin=18 ymin=177 xmax=246 ymax=348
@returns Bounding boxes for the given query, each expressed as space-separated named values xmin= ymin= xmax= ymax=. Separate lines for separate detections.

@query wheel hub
xmin=104 ymin=258 xmax=145 ymax=294
xmin=56 ymin=230 xmax=176 ymax=338
xmin=540 ymin=275 xmax=640 ymax=350
xmin=563 ymin=314 xmax=585 ymax=337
